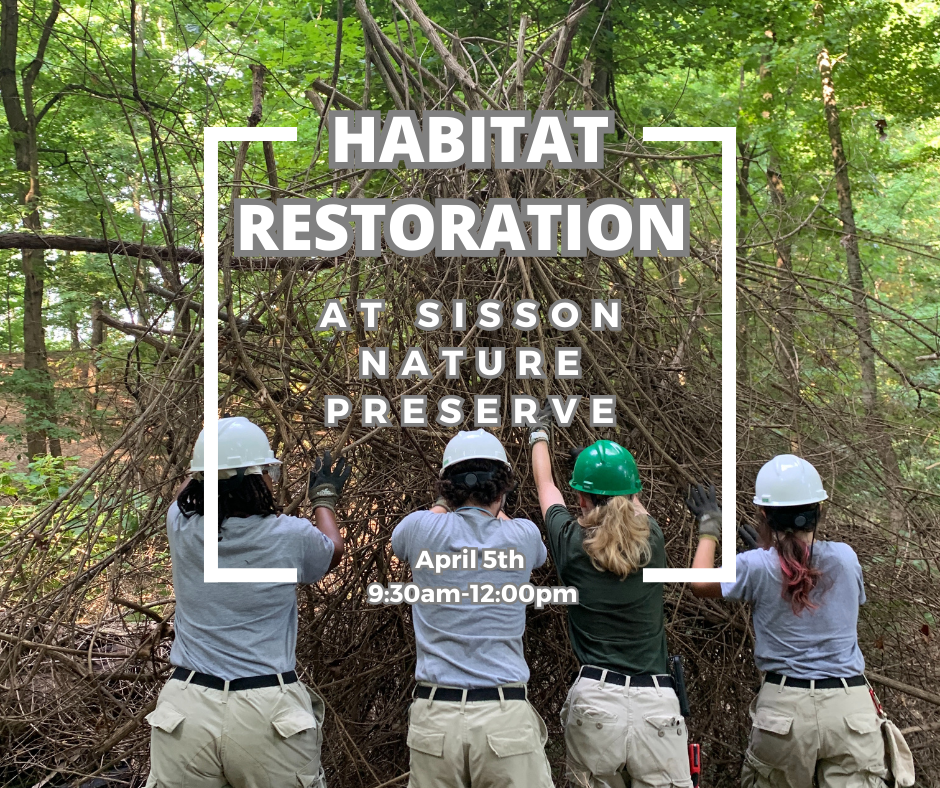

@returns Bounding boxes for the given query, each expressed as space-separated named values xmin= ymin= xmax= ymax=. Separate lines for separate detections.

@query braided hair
xmin=177 ymin=475 xmax=279 ymax=539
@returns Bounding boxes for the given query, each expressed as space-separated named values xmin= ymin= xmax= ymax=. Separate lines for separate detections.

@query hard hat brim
xmin=753 ymin=492 xmax=828 ymax=507
xmin=189 ymin=458 xmax=281 ymax=473
xmin=439 ymin=456 xmax=512 ymax=478
xmin=569 ymin=479 xmax=642 ymax=497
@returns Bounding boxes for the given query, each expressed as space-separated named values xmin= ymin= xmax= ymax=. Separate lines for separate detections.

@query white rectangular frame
xmin=641 ymin=126 xmax=737 ymax=583
xmin=203 ymin=126 xmax=298 ymax=582
xmin=202 ymin=125 xmax=736 ymax=584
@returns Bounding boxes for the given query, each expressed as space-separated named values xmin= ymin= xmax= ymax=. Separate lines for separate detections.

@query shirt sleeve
xmin=720 ymin=551 xmax=757 ymax=602
xmin=519 ymin=519 xmax=548 ymax=568
xmin=852 ymin=548 xmax=867 ymax=606
xmin=543 ymin=504 xmax=576 ymax=571
xmin=297 ymin=522 xmax=336 ymax=585
xmin=166 ymin=501 xmax=184 ymax=542
xmin=391 ymin=516 xmax=413 ymax=563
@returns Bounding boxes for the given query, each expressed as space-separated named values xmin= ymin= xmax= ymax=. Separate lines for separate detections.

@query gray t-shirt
xmin=720 ymin=541 xmax=866 ymax=679
xmin=391 ymin=507 xmax=548 ymax=688
xmin=167 ymin=501 xmax=334 ymax=680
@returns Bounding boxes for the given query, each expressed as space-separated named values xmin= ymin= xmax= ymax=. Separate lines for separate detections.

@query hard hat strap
xmin=450 ymin=470 xmax=496 ymax=489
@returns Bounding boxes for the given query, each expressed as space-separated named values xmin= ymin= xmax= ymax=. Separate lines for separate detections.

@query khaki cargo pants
xmin=561 ymin=671 xmax=692 ymax=788
xmin=145 ymin=674 xmax=327 ymax=787
xmin=742 ymin=680 xmax=889 ymax=788
xmin=406 ymin=684 xmax=554 ymax=788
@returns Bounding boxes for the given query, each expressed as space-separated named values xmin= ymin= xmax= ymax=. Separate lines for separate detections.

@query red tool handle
xmin=689 ymin=743 xmax=701 ymax=787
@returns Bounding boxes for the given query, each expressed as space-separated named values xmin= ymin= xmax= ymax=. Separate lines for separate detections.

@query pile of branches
xmin=1 ymin=1 xmax=939 ymax=786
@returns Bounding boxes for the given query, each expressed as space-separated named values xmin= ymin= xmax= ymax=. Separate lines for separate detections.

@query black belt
xmin=171 ymin=666 xmax=298 ymax=691
xmin=415 ymin=685 xmax=527 ymax=702
xmin=579 ymin=666 xmax=674 ymax=689
xmin=764 ymin=672 xmax=866 ymax=690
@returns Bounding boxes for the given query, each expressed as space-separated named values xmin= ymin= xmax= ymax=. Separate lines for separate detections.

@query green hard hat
xmin=569 ymin=440 xmax=642 ymax=496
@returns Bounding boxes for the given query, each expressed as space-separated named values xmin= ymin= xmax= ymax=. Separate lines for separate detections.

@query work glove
xmin=309 ymin=450 xmax=351 ymax=512
xmin=567 ymin=445 xmax=585 ymax=469
xmin=685 ymin=482 xmax=722 ymax=541
xmin=503 ymin=480 xmax=520 ymax=516
xmin=738 ymin=523 xmax=760 ymax=551
xmin=529 ymin=402 xmax=554 ymax=446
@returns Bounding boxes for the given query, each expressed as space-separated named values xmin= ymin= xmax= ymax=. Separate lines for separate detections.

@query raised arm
xmin=686 ymin=482 xmax=723 ymax=598
xmin=313 ymin=506 xmax=345 ymax=570
xmin=309 ymin=451 xmax=348 ymax=570
xmin=529 ymin=403 xmax=565 ymax=519
xmin=532 ymin=441 xmax=565 ymax=518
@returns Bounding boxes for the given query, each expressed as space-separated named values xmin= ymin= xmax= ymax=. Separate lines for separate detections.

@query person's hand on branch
xmin=687 ymin=482 xmax=723 ymax=597
xmin=738 ymin=523 xmax=760 ymax=551
xmin=530 ymin=401 xmax=565 ymax=518
xmin=529 ymin=402 xmax=554 ymax=446
xmin=567 ymin=445 xmax=585 ymax=470
xmin=502 ymin=480 xmax=520 ymax=518
xmin=685 ymin=482 xmax=722 ymax=542
xmin=309 ymin=450 xmax=351 ymax=512
xmin=431 ymin=496 xmax=452 ymax=513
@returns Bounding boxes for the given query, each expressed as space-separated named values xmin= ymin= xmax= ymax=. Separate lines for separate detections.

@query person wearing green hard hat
xmin=528 ymin=406 xmax=690 ymax=788
xmin=687 ymin=456 xmax=910 ymax=788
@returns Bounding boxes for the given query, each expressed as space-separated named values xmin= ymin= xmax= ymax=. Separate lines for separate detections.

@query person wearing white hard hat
xmin=145 ymin=416 xmax=346 ymax=788
xmin=686 ymin=455 xmax=893 ymax=788
xmin=391 ymin=429 xmax=554 ymax=788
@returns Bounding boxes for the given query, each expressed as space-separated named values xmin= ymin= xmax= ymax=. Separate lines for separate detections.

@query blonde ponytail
xmin=579 ymin=496 xmax=651 ymax=579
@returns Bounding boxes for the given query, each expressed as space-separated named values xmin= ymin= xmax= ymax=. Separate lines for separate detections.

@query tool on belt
xmin=671 ymin=655 xmax=702 ymax=788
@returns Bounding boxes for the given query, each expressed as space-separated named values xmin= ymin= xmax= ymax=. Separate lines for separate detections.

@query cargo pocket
xmin=407 ymin=726 xmax=445 ymax=758
xmin=841 ymin=711 xmax=890 ymax=776
xmin=751 ymin=707 xmax=793 ymax=736
xmin=644 ymin=714 xmax=686 ymax=739
xmin=272 ymin=707 xmax=319 ymax=739
xmin=566 ymin=704 xmax=625 ymax=775
xmin=145 ymin=701 xmax=185 ymax=735
xmin=635 ymin=713 xmax=689 ymax=782
xmin=487 ymin=726 xmax=538 ymax=758
xmin=747 ymin=707 xmax=795 ymax=771
xmin=845 ymin=711 xmax=880 ymax=735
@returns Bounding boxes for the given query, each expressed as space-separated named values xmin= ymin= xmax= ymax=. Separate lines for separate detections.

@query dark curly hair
xmin=438 ymin=458 xmax=515 ymax=508
xmin=177 ymin=475 xmax=279 ymax=539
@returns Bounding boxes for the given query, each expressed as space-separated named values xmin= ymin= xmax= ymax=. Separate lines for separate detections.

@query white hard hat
xmin=440 ymin=429 xmax=510 ymax=477
xmin=753 ymin=454 xmax=828 ymax=507
xmin=190 ymin=416 xmax=282 ymax=473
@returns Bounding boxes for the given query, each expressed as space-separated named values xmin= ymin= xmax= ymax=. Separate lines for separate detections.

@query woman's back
xmin=544 ymin=504 xmax=667 ymax=675
xmin=167 ymin=502 xmax=335 ymax=680
xmin=721 ymin=540 xmax=866 ymax=679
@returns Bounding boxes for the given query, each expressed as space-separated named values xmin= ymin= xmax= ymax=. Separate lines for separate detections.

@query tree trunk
xmin=818 ymin=47 xmax=904 ymax=528
xmin=818 ymin=49 xmax=878 ymax=411
xmin=766 ymin=154 xmax=801 ymax=451
xmin=89 ymin=298 xmax=104 ymax=410
xmin=0 ymin=0 xmax=61 ymax=458
xmin=737 ymin=141 xmax=753 ymax=226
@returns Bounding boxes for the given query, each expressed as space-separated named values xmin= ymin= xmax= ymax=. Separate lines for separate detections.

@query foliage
xmin=0 ymin=0 xmax=939 ymax=785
